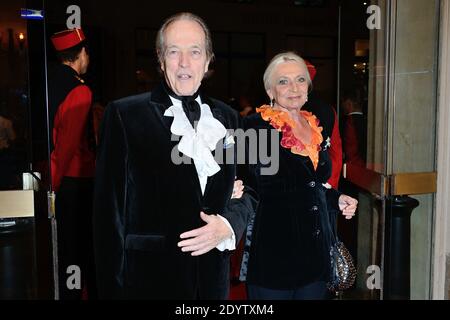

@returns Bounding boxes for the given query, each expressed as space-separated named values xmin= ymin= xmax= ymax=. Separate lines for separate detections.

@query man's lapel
xmin=148 ymin=82 xmax=175 ymax=132
xmin=201 ymin=95 xmax=228 ymax=201
xmin=149 ymin=82 xmax=203 ymax=201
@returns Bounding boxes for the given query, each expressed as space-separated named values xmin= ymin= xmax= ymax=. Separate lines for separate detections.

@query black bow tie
xmin=163 ymin=81 xmax=201 ymax=128
xmin=180 ymin=96 xmax=201 ymax=128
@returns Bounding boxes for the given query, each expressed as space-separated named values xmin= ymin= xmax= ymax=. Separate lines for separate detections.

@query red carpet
xmin=229 ymin=281 xmax=247 ymax=300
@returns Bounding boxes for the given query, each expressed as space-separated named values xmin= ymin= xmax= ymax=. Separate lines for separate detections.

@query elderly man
xmin=93 ymin=12 xmax=257 ymax=299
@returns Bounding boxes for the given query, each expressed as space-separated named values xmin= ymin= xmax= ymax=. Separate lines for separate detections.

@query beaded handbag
xmin=326 ymin=209 xmax=357 ymax=292
xmin=327 ymin=238 xmax=357 ymax=292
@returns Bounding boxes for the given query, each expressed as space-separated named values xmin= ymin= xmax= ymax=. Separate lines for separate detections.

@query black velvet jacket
xmin=244 ymin=104 xmax=341 ymax=290
xmin=93 ymin=83 xmax=257 ymax=299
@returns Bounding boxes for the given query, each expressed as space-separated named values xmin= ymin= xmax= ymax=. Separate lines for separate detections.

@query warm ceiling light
xmin=19 ymin=33 xmax=25 ymax=41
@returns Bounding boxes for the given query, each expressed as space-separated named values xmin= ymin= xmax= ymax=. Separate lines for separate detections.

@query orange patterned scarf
xmin=256 ymin=105 xmax=323 ymax=170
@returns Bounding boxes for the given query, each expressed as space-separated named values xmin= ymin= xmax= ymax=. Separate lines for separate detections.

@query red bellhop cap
xmin=51 ymin=28 xmax=86 ymax=51
xmin=305 ymin=59 xmax=317 ymax=81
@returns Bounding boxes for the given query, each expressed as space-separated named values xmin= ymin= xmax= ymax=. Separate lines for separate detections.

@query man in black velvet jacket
xmin=93 ymin=12 xmax=257 ymax=299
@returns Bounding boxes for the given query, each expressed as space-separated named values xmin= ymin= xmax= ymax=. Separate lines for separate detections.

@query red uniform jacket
xmin=328 ymin=107 xmax=343 ymax=189
xmin=49 ymin=65 xmax=95 ymax=192
xmin=343 ymin=112 xmax=366 ymax=167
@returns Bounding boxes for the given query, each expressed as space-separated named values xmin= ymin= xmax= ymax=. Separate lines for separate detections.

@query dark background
xmin=43 ymin=0 xmax=369 ymax=109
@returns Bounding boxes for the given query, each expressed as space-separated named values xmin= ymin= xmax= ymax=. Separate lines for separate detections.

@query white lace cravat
xmin=164 ymin=97 xmax=227 ymax=193
xmin=164 ymin=97 xmax=236 ymax=251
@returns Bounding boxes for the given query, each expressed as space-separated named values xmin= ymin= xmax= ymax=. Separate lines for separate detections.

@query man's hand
xmin=231 ymin=179 xmax=244 ymax=199
xmin=338 ymin=194 xmax=358 ymax=220
xmin=178 ymin=212 xmax=232 ymax=256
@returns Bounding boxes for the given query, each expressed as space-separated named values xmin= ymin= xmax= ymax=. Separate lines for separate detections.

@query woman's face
xmin=267 ymin=61 xmax=309 ymax=111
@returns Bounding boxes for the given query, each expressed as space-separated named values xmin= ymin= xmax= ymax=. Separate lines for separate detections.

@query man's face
xmin=79 ymin=47 xmax=89 ymax=75
xmin=161 ymin=19 xmax=210 ymax=96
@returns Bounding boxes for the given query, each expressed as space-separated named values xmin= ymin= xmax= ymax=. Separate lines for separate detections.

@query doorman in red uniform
xmin=48 ymin=28 xmax=97 ymax=300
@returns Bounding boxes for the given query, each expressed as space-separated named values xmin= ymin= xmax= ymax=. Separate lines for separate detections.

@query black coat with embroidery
xmin=93 ymin=82 xmax=257 ymax=299
xmin=244 ymin=106 xmax=341 ymax=290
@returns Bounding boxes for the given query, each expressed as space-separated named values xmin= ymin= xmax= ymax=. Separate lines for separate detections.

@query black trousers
xmin=56 ymin=177 xmax=97 ymax=300
xmin=247 ymin=281 xmax=328 ymax=300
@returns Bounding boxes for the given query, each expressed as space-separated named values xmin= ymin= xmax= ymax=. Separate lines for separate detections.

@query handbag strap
xmin=328 ymin=205 xmax=339 ymax=242
xmin=318 ymin=186 xmax=339 ymax=247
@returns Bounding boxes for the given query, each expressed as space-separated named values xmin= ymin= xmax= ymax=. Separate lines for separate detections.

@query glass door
xmin=0 ymin=0 xmax=53 ymax=299
xmin=337 ymin=0 xmax=439 ymax=300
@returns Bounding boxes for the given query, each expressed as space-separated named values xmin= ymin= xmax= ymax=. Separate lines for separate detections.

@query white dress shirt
xmin=164 ymin=96 xmax=236 ymax=251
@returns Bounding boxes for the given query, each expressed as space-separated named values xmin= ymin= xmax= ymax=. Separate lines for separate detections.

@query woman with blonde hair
xmin=243 ymin=52 xmax=357 ymax=300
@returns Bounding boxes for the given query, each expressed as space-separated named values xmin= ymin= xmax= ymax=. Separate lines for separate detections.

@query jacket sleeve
xmin=222 ymin=185 xmax=258 ymax=245
xmin=220 ymin=115 xmax=259 ymax=245
xmin=93 ymin=102 xmax=127 ymax=299
xmin=326 ymin=187 xmax=342 ymax=213
xmin=326 ymin=109 xmax=343 ymax=213
xmin=343 ymin=116 xmax=366 ymax=167
xmin=327 ymin=107 xmax=343 ymax=189
xmin=51 ymin=85 xmax=92 ymax=191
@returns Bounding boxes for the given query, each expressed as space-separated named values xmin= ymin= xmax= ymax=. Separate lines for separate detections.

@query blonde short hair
xmin=263 ymin=51 xmax=312 ymax=92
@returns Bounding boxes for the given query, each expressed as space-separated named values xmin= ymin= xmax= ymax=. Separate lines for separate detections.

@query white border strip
xmin=433 ymin=0 xmax=450 ymax=300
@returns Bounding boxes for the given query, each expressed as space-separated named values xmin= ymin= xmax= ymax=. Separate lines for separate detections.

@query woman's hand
xmin=231 ymin=179 xmax=244 ymax=199
xmin=338 ymin=194 xmax=358 ymax=220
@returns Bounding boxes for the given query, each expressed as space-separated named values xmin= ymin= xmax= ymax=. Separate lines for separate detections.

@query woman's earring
xmin=270 ymin=99 xmax=275 ymax=107
xmin=305 ymin=95 xmax=308 ymax=103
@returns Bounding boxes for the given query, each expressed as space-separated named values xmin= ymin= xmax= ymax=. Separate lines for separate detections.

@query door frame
xmin=433 ymin=0 xmax=450 ymax=300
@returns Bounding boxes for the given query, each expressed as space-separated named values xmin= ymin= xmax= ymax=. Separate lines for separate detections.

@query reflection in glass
xmin=0 ymin=1 xmax=29 ymax=191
